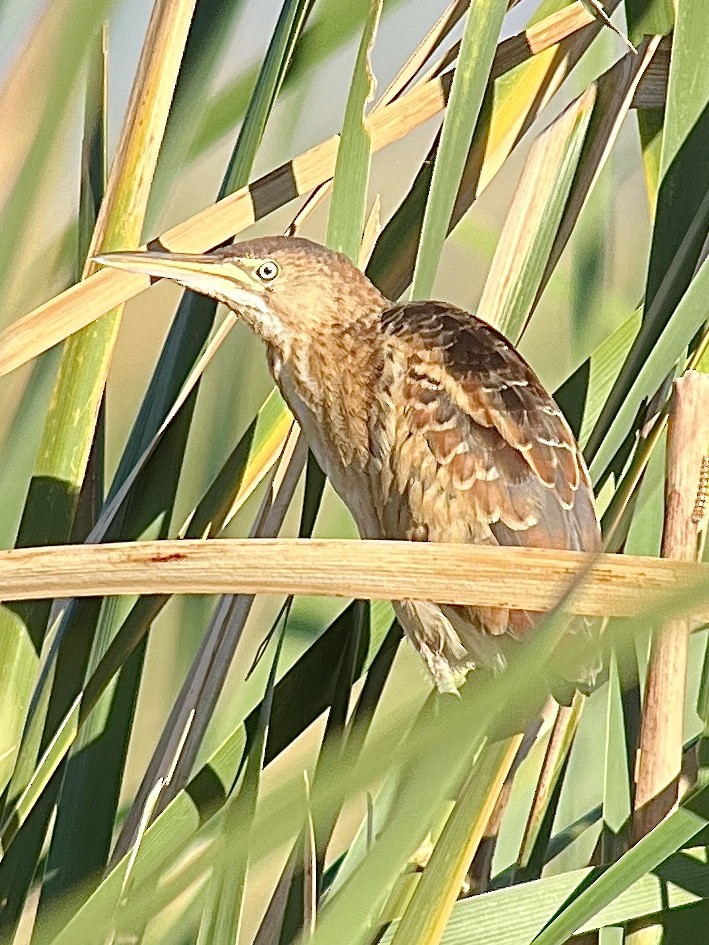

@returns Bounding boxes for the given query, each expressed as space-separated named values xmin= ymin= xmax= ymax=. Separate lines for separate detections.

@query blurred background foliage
xmin=0 ymin=0 xmax=707 ymax=943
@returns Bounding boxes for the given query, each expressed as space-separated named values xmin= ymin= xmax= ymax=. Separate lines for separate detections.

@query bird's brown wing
xmin=370 ymin=301 xmax=600 ymax=648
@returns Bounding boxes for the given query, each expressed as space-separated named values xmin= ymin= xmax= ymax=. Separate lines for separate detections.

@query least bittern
xmin=97 ymin=236 xmax=601 ymax=694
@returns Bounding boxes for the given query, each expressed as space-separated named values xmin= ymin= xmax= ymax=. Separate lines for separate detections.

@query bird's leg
xmin=393 ymin=599 xmax=474 ymax=693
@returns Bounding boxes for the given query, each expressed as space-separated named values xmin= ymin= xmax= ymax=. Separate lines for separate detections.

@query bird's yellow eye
xmin=255 ymin=260 xmax=279 ymax=282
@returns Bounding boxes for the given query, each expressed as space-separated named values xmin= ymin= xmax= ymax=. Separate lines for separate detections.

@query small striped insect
xmin=691 ymin=455 xmax=709 ymax=525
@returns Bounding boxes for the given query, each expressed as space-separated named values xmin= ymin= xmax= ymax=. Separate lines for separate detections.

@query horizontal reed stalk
xmin=0 ymin=539 xmax=706 ymax=617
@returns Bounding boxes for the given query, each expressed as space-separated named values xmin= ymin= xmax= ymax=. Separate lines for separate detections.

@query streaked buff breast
xmin=269 ymin=341 xmax=384 ymax=539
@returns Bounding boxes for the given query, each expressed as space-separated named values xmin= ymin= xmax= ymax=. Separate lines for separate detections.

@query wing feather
xmin=373 ymin=301 xmax=599 ymax=555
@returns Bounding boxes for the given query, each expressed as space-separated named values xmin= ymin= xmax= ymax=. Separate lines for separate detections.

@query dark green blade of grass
xmin=554 ymin=308 xmax=640 ymax=442
xmin=529 ymin=629 xmax=709 ymax=943
xmin=600 ymin=649 xmax=635 ymax=862
xmin=283 ymin=615 xmax=574 ymax=944
xmin=32 ymin=25 xmax=109 ymax=922
xmin=318 ymin=634 xmax=403 ymax=907
xmin=0 ymin=0 xmax=114 ymax=805
xmin=529 ymin=803 xmax=709 ymax=944
xmin=221 ymin=0 xmax=316 ymax=198
xmin=246 ymin=594 xmax=709 ymax=944
xmin=0 ymin=353 xmax=61 ymax=550
xmin=31 ymin=587 xmax=709 ymax=945
xmin=588 ymin=252 xmax=709 ymax=486
xmin=47 ymin=421 xmax=284 ymax=898
xmin=99 ymin=442 xmax=304 ymax=901
xmin=277 ymin=601 xmax=369 ymax=943
xmin=0 ymin=392 xmax=290 ymax=868
xmin=254 ymin=614 xmax=400 ymax=943
xmin=625 ymin=0 xmax=673 ymax=49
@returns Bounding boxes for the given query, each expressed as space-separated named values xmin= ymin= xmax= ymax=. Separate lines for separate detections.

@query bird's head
xmin=95 ymin=235 xmax=388 ymax=351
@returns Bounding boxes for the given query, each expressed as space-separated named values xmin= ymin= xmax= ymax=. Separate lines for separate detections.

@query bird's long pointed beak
xmin=93 ymin=249 xmax=257 ymax=300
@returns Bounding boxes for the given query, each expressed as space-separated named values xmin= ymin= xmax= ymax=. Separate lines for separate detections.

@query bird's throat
xmin=268 ymin=325 xmax=380 ymax=471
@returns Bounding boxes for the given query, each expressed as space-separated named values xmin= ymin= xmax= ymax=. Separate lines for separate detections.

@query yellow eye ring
xmin=256 ymin=260 xmax=279 ymax=282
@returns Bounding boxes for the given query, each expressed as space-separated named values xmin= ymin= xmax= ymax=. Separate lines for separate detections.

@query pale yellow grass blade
xmin=0 ymin=541 xmax=706 ymax=619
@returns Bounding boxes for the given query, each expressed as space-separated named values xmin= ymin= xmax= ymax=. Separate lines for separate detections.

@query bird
xmin=96 ymin=236 xmax=601 ymax=696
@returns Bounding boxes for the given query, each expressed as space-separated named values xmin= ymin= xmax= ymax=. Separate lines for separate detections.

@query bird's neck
xmin=268 ymin=316 xmax=382 ymax=468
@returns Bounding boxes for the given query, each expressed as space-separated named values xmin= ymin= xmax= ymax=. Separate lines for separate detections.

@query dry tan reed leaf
xmin=0 ymin=7 xmax=670 ymax=378
xmin=496 ymin=1 xmax=598 ymax=66
xmin=0 ymin=540 xmax=706 ymax=619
